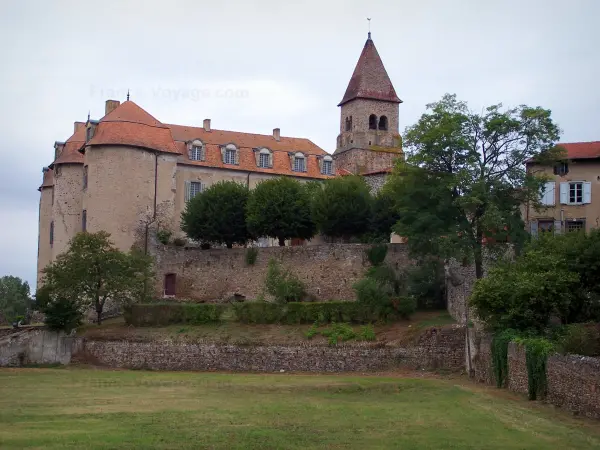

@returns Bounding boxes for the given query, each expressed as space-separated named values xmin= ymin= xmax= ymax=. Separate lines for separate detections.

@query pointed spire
xmin=127 ymin=89 xmax=130 ymax=101
xmin=367 ymin=17 xmax=371 ymax=40
xmin=338 ymin=35 xmax=401 ymax=106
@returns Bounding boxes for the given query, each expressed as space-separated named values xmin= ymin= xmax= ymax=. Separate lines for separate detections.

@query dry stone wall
xmin=152 ymin=243 xmax=411 ymax=301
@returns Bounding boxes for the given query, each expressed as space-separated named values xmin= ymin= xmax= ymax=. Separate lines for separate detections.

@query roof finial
xmin=127 ymin=89 xmax=130 ymax=101
xmin=87 ymin=110 xmax=90 ymax=122
xmin=367 ymin=18 xmax=371 ymax=39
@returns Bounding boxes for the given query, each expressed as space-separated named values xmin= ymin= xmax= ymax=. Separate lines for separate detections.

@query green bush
xmin=125 ymin=303 xmax=227 ymax=326
xmin=491 ymin=329 xmax=519 ymax=388
xmin=515 ymin=337 xmax=554 ymax=400
xmin=366 ymin=265 xmax=402 ymax=294
xmin=556 ymin=323 xmax=600 ymax=357
xmin=173 ymin=237 xmax=186 ymax=247
xmin=357 ymin=324 xmax=376 ymax=341
xmin=245 ymin=248 xmax=258 ymax=266
xmin=394 ymin=296 xmax=417 ymax=319
xmin=156 ymin=229 xmax=172 ymax=245
xmin=42 ymin=297 xmax=83 ymax=333
xmin=233 ymin=301 xmax=376 ymax=324
xmin=265 ymin=259 xmax=306 ymax=304
xmin=353 ymin=277 xmax=398 ymax=320
xmin=366 ymin=244 xmax=388 ymax=266
xmin=232 ymin=302 xmax=283 ymax=324
xmin=320 ymin=323 xmax=356 ymax=346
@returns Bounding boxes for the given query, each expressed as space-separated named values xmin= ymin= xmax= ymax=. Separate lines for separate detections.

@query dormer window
xmin=321 ymin=156 xmax=333 ymax=175
xmin=188 ymin=140 xmax=205 ymax=161
xmin=258 ymin=148 xmax=272 ymax=168
xmin=293 ymin=152 xmax=306 ymax=172
xmin=222 ymin=144 xmax=238 ymax=165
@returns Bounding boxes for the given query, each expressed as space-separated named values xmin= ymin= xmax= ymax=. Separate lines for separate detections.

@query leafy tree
xmin=40 ymin=296 xmax=83 ymax=333
xmin=181 ymin=181 xmax=250 ymax=248
xmin=389 ymin=94 xmax=562 ymax=278
xmin=41 ymin=231 xmax=153 ymax=325
xmin=312 ymin=176 xmax=372 ymax=240
xmin=368 ymin=188 xmax=401 ymax=242
xmin=246 ymin=177 xmax=316 ymax=246
xmin=0 ymin=276 xmax=31 ymax=323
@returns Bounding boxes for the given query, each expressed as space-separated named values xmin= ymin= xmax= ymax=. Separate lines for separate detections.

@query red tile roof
xmin=557 ymin=141 xmax=600 ymax=160
xmin=50 ymin=125 xmax=86 ymax=166
xmin=338 ymin=35 xmax=401 ymax=106
xmin=362 ymin=167 xmax=393 ymax=176
xmin=38 ymin=168 xmax=54 ymax=191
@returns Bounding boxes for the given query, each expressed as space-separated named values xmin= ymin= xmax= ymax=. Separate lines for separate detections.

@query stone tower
xmin=333 ymin=32 xmax=403 ymax=174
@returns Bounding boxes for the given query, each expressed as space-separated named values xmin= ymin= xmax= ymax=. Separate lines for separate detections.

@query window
xmin=378 ymin=115 xmax=388 ymax=131
xmin=554 ymin=162 xmax=569 ymax=176
xmin=189 ymin=143 xmax=204 ymax=161
xmin=49 ymin=221 xmax=54 ymax=247
xmin=82 ymin=210 xmax=87 ymax=232
xmin=321 ymin=156 xmax=333 ymax=175
xmin=51 ymin=188 xmax=54 ymax=205
xmin=540 ymin=182 xmax=555 ymax=206
xmin=345 ymin=116 xmax=352 ymax=131
xmin=164 ymin=273 xmax=176 ymax=297
xmin=258 ymin=149 xmax=271 ymax=168
xmin=569 ymin=182 xmax=583 ymax=204
xmin=83 ymin=165 xmax=88 ymax=190
xmin=190 ymin=181 xmax=202 ymax=198
xmin=223 ymin=144 xmax=238 ymax=165
xmin=538 ymin=220 xmax=554 ymax=233
xmin=293 ymin=153 xmax=306 ymax=172
xmin=566 ymin=220 xmax=585 ymax=233
xmin=369 ymin=114 xmax=377 ymax=130
xmin=560 ymin=181 xmax=591 ymax=205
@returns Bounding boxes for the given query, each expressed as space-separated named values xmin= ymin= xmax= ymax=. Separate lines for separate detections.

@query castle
xmin=36 ymin=33 xmax=403 ymax=284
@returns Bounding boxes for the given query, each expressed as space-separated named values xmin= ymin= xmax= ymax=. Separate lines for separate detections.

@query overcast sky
xmin=0 ymin=0 xmax=598 ymax=290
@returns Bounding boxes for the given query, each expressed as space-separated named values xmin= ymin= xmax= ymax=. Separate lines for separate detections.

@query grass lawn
xmin=78 ymin=310 xmax=456 ymax=346
xmin=1 ymin=368 xmax=599 ymax=449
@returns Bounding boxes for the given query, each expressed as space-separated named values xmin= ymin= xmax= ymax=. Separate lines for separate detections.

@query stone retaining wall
xmin=507 ymin=343 xmax=529 ymax=395
xmin=0 ymin=328 xmax=82 ymax=366
xmin=77 ymin=325 xmax=466 ymax=373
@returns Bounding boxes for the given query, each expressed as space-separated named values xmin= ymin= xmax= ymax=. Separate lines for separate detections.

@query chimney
xmin=273 ymin=128 xmax=281 ymax=141
xmin=203 ymin=119 xmax=211 ymax=132
xmin=105 ymin=99 xmax=120 ymax=115
xmin=74 ymin=121 xmax=85 ymax=133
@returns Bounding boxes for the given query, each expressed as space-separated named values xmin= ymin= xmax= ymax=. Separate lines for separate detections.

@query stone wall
xmin=472 ymin=331 xmax=494 ymax=385
xmin=507 ymin=342 xmax=529 ymax=395
xmin=152 ymin=243 xmax=411 ymax=301
xmin=0 ymin=328 xmax=82 ymax=366
xmin=77 ymin=325 xmax=466 ymax=373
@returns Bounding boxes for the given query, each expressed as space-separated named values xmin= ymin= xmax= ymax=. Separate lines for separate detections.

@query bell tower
xmin=333 ymin=33 xmax=403 ymax=174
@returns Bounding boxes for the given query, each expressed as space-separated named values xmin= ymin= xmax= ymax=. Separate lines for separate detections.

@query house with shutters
xmin=525 ymin=141 xmax=600 ymax=235
xmin=36 ymin=32 xmax=405 ymax=285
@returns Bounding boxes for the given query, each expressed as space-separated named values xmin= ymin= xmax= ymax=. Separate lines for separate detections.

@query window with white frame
xmin=258 ymin=148 xmax=271 ymax=168
xmin=185 ymin=181 xmax=203 ymax=202
xmin=224 ymin=144 xmax=237 ymax=165
xmin=321 ymin=156 xmax=333 ymax=175
xmin=570 ymin=182 xmax=583 ymax=204
xmin=189 ymin=140 xmax=204 ymax=161
xmin=560 ymin=181 xmax=591 ymax=205
xmin=293 ymin=152 xmax=306 ymax=172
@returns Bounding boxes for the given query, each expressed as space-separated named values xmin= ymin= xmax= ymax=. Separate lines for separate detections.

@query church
xmin=36 ymin=33 xmax=403 ymax=283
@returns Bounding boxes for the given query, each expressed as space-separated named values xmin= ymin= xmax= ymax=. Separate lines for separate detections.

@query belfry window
xmin=378 ymin=116 xmax=388 ymax=131
xmin=345 ymin=116 xmax=352 ymax=131
xmin=369 ymin=114 xmax=377 ymax=130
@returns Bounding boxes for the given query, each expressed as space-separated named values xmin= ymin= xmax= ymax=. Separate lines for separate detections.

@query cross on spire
xmin=127 ymin=89 xmax=130 ymax=101
xmin=367 ymin=18 xmax=371 ymax=39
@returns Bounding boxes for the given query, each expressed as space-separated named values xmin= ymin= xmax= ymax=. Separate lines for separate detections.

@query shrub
xmin=353 ymin=277 xmax=396 ymax=320
xmin=366 ymin=265 xmax=402 ymax=295
xmin=125 ymin=303 xmax=227 ymax=326
xmin=405 ymin=259 xmax=446 ymax=310
xmin=156 ymin=229 xmax=172 ymax=245
xmin=366 ymin=244 xmax=388 ymax=266
xmin=515 ymin=337 xmax=554 ymax=400
xmin=173 ymin=237 xmax=186 ymax=247
xmin=232 ymin=302 xmax=283 ymax=324
xmin=233 ymin=301 xmax=375 ymax=324
xmin=265 ymin=259 xmax=306 ymax=304
xmin=245 ymin=247 xmax=258 ymax=266
xmin=556 ymin=323 xmax=600 ymax=357
xmin=491 ymin=329 xmax=519 ymax=388
xmin=320 ymin=323 xmax=356 ymax=346
xmin=393 ymin=296 xmax=417 ymax=319
xmin=357 ymin=324 xmax=376 ymax=341
xmin=42 ymin=297 xmax=83 ymax=333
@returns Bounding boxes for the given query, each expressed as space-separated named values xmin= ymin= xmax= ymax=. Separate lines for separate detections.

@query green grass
xmin=414 ymin=311 xmax=456 ymax=328
xmin=0 ymin=368 xmax=598 ymax=449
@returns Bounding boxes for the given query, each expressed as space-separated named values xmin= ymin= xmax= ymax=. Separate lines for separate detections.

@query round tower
xmin=37 ymin=167 xmax=54 ymax=285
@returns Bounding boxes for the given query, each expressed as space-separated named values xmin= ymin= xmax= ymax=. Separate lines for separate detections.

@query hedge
xmin=232 ymin=301 xmax=376 ymax=324
xmin=125 ymin=303 xmax=226 ymax=326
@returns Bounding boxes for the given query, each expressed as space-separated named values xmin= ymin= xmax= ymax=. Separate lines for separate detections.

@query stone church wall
xmin=152 ymin=243 xmax=412 ymax=301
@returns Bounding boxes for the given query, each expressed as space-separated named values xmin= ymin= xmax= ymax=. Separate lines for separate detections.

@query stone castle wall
xmin=151 ymin=243 xmax=412 ymax=301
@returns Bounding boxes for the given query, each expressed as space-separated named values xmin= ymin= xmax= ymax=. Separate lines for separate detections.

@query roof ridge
xmin=165 ymin=123 xmax=312 ymax=141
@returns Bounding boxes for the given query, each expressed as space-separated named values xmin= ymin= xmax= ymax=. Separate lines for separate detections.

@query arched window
xmin=345 ymin=116 xmax=352 ymax=131
xmin=49 ymin=221 xmax=54 ymax=247
xmin=369 ymin=114 xmax=377 ymax=130
xmin=189 ymin=140 xmax=204 ymax=161
xmin=258 ymin=148 xmax=272 ymax=168
xmin=321 ymin=155 xmax=333 ymax=175
xmin=164 ymin=273 xmax=176 ymax=297
xmin=293 ymin=152 xmax=306 ymax=172
xmin=224 ymin=144 xmax=238 ymax=165
xmin=378 ymin=116 xmax=388 ymax=131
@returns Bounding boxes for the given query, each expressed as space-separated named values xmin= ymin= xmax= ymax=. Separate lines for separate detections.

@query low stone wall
xmin=77 ymin=325 xmax=466 ymax=373
xmin=507 ymin=343 xmax=529 ymax=395
xmin=546 ymin=354 xmax=600 ymax=419
xmin=152 ymin=243 xmax=411 ymax=302
xmin=472 ymin=332 xmax=494 ymax=385
xmin=0 ymin=328 xmax=82 ymax=366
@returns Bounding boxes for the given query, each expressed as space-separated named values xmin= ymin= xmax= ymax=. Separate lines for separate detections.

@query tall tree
xmin=0 ymin=276 xmax=31 ymax=323
xmin=389 ymin=94 xmax=561 ymax=278
xmin=246 ymin=177 xmax=316 ymax=246
xmin=181 ymin=181 xmax=251 ymax=248
xmin=42 ymin=231 xmax=153 ymax=325
xmin=312 ymin=176 xmax=372 ymax=240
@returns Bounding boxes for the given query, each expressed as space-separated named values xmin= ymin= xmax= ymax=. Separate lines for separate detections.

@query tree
xmin=0 ymin=276 xmax=31 ymax=323
xmin=246 ymin=177 xmax=316 ymax=246
xmin=312 ymin=176 xmax=372 ymax=240
xmin=368 ymin=188 xmax=401 ymax=242
xmin=41 ymin=231 xmax=153 ymax=325
xmin=389 ymin=94 xmax=562 ymax=278
xmin=181 ymin=181 xmax=250 ymax=248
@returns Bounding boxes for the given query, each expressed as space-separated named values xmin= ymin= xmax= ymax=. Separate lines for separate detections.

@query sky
xmin=0 ymin=0 xmax=599 ymax=291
